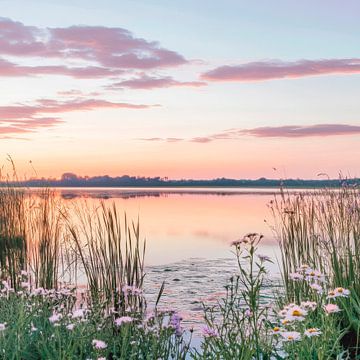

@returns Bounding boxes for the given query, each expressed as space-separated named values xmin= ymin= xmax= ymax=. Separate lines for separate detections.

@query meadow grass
xmin=0 ymin=182 xmax=359 ymax=359
xmin=270 ymin=185 xmax=360 ymax=355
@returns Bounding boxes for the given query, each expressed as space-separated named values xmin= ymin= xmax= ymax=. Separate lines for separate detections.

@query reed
xmin=270 ymin=184 xmax=360 ymax=352
xmin=26 ymin=189 xmax=66 ymax=289
xmin=0 ymin=185 xmax=27 ymax=289
xmin=67 ymin=201 xmax=146 ymax=313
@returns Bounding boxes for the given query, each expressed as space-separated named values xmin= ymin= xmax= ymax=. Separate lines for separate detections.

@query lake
xmin=47 ymin=187 xmax=287 ymax=330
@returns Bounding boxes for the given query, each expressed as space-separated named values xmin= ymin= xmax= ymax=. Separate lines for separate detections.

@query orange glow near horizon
xmin=2 ymin=134 xmax=359 ymax=180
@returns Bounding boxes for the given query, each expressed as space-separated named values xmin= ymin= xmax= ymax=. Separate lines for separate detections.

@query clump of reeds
xmin=26 ymin=189 xmax=66 ymax=289
xmin=0 ymin=179 xmax=72 ymax=291
xmin=0 ymin=185 xmax=27 ymax=289
xmin=270 ymin=184 xmax=360 ymax=353
xmin=67 ymin=201 xmax=146 ymax=314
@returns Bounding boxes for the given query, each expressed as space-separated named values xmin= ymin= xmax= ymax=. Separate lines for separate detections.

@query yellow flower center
xmin=329 ymin=291 xmax=335 ymax=296
xmin=291 ymin=309 xmax=302 ymax=316
xmin=337 ymin=288 xmax=343 ymax=293
xmin=308 ymin=328 xmax=317 ymax=333
xmin=273 ymin=327 xmax=280 ymax=332
xmin=288 ymin=336 xmax=294 ymax=340
xmin=310 ymin=272 xmax=315 ymax=276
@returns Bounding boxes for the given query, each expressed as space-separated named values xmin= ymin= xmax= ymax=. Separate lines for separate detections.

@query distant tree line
xmin=1 ymin=172 xmax=359 ymax=188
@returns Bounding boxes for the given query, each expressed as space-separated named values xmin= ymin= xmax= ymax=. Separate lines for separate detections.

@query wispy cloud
xmin=0 ymin=98 xmax=155 ymax=135
xmin=138 ymin=137 xmax=183 ymax=143
xmin=0 ymin=58 xmax=123 ymax=78
xmin=201 ymin=59 xmax=360 ymax=82
xmin=0 ymin=17 xmax=187 ymax=79
xmin=107 ymin=74 xmax=206 ymax=90
xmin=139 ymin=124 xmax=360 ymax=143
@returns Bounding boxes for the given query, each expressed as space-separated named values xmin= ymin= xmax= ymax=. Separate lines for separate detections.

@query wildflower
xmin=49 ymin=313 xmax=62 ymax=323
xmin=170 ymin=313 xmax=182 ymax=336
xmin=32 ymin=287 xmax=46 ymax=296
xmin=114 ymin=316 xmax=133 ymax=326
xmin=285 ymin=305 xmax=307 ymax=321
xmin=324 ymin=303 xmax=341 ymax=314
xmin=92 ymin=339 xmax=107 ymax=349
xmin=20 ymin=270 xmax=28 ymax=277
xmin=72 ymin=309 xmax=86 ymax=319
xmin=301 ymin=301 xmax=317 ymax=311
xmin=66 ymin=324 xmax=75 ymax=331
xmin=280 ymin=331 xmax=301 ymax=342
xmin=305 ymin=269 xmax=325 ymax=282
xmin=258 ymin=254 xmax=272 ymax=263
xmin=326 ymin=290 xmax=337 ymax=299
xmin=289 ymin=272 xmax=303 ymax=281
xmin=244 ymin=308 xmax=252 ymax=317
xmin=98 ymin=358 xmax=106 ymax=360
xmin=272 ymin=326 xmax=284 ymax=334
xmin=310 ymin=283 xmax=323 ymax=294
xmin=281 ymin=319 xmax=292 ymax=326
xmin=231 ymin=239 xmax=242 ymax=247
xmin=0 ymin=323 xmax=6 ymax=331
xmin=304 ymin=328 xmax=322 ymax=337
xmin=202 ymin=326 xmax=219 ymax=338
xmin=334 ymin=287 xmax=350 ymax=297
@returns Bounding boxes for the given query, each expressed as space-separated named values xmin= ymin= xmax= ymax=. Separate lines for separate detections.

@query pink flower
xmin=114 ymin=316 xmax=133 ymax=326
xmin=304 ymin=328 xmax=321 ymax=337
xmin=290 ymin=272 xmax=303 ymax=281
xmin=324 ymin=303 xmax=341 ymax=314
xmin=280 ymin=331 xmax=301 ymax=342
xmin=49 ymin=313 xmax=62 ymax=323
xmin=202 ymin=326 xmax=219 ymax=338
xmin=310 ymin=283 xmax=323 ymax=294
xmin=334 ymin=287 xmax=350 ymax=297
xmin=71 ymin=309 xmax=86 ymax=319
xmin=92 ymin=339 xmax=107 ymax=349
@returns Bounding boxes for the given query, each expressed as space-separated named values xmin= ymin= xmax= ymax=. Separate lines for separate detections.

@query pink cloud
xmin=108 ymin=74 xmax=206 ymax=90
xmin=0 ymin=57 xmax=123 ymax=78
xmin=139 ymin=137 xmax=183 ymax=142
xmin=0 ymin=17 xmax=187 ymax=79
xmin=201 ymin=59 xmax=360 ymax=82
xmin=0 ymin=98 xmax=155 ymax=135
xmin=240 ymin=124 xmax=360 ymax=137
xmin=139 ymin=124 xmax=360 ymax=143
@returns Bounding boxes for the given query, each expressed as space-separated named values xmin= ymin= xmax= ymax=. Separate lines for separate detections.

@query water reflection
xmin=52 ymin=188 xmax=278 ymax=265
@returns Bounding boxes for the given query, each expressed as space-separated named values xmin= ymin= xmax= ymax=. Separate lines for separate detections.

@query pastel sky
xmin=0 ymin=0 xmax=359 ymax=179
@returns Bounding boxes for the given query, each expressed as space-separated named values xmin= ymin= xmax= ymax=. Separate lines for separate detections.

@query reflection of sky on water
xmin=40 ymin=187 xmax=283 ymax=330
xmin=51 ymin=187 xmax=280 ymax=265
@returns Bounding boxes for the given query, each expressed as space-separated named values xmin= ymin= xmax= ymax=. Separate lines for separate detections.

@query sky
xmin=0 ymin=0 xmax=359 ymax=179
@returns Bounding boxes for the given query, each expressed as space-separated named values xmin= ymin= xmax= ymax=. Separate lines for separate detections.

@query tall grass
xmin=0 ymin=183 xmax=67 ymax=290
xmin=270 ymin=184 xmax=360 ymax=352
xmin=0 ymin=185 xmax=27 ymax=289
xmin=67 ymin=201 xmax=146 ymax=313
xmin=26 ymin=189 xmax=66 ymax=289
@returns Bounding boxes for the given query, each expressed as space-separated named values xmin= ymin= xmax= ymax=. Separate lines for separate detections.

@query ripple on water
xmin=144 ymin=257 xmax=281 ymax=333
xmin=144 ymin=257 xmax=240 ymax=330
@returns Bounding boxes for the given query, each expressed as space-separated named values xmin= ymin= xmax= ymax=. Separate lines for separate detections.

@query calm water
xmin=53 ymin=187 xmax=285 ymax=330
xmin=56 ymin=187 xmax=281 ymax=265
